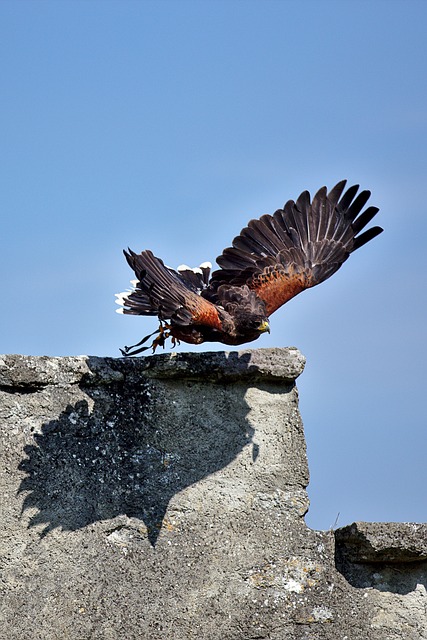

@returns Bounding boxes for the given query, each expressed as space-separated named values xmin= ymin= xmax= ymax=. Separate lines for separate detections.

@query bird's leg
xmin=120 ymin=320 xmax=174 ymax=356
xmin=120 ymin=328 xmax=159 ymax=356
xmin=150 ymin=320 xmax=174 ymax=352
xmin=120 ymin=320 xmax=181 ymax=356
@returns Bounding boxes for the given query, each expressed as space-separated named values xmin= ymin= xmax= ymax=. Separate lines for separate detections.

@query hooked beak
xmin=258 ymin=320 xmax=270 ymax=334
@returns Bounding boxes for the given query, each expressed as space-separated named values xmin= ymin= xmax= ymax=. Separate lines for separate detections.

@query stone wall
xmin=1 ymin=348 xmax=426 ymax=639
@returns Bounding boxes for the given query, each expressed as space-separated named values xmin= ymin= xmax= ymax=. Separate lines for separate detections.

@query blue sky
xmin=1 ymin=0 xmax=426 ymax=531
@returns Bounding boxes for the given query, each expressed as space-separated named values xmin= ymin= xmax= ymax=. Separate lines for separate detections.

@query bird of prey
xmin=116 ymin=180 xmax=382 ymax=356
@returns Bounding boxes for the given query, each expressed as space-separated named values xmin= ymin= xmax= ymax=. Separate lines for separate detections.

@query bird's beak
xmin=258 ymin=320 xmax=270 ymax=334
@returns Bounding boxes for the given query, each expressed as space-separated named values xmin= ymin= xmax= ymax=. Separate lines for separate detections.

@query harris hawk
xmin=116 ymin=180 xmax=382 ymax=355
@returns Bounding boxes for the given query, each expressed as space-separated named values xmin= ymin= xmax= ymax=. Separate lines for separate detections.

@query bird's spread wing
xmin=117 ymin=249 xmax=223 ymax=330
xmin=208 ymin=181 xmax=383 ymax=316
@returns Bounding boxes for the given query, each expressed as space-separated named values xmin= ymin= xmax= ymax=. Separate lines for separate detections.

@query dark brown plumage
xmin=116 ymin=180 xmax=383 ymax=355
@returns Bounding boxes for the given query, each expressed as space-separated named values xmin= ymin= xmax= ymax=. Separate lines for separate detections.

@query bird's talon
xmin=149 ymin=323 xmax=174 ymax=353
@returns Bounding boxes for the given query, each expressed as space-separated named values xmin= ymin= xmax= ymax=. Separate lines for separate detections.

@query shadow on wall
xmin=335 ymin=532 xmax=427 ymax=595
xmin=17 ymin=353 xmax=259 ymax=546
xmin=335 ymin=554 xmax=427 ymax=595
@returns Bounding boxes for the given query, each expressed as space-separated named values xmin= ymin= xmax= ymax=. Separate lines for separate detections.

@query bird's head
xmin=234 ymin=313 xmax=270 ymax=338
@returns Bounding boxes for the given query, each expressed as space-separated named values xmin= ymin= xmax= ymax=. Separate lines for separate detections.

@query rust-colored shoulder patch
xmin=249 ymin=265 xmax=312 ymax=316
xmin=187 ymin=294 xmax=224 ymax=331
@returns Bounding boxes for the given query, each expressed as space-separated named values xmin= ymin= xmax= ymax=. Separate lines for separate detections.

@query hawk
xmin=116 ymin=180 xmax=382 ymax=355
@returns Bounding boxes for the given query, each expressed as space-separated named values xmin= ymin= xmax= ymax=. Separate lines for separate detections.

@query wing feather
xmin=119 ymin=249 xmax=223 ymax=330
xmin=249 ymin=266 xmax=308 ymax=316
xmin=209 ymin=181 xmax=382 ymax=316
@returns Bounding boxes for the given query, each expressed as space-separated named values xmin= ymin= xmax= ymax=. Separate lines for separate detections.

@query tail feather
xmin=177 ymin=262 xmax=212 ymax=293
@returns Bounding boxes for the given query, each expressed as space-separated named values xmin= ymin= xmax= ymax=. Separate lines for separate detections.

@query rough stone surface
xmin=1 ymin=347 xmax=426 ymax=639
xmin=335 ymin=521 xmax=427 ymax=563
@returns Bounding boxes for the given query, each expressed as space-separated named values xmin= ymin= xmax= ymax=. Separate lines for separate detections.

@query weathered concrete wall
xmin=0 ymin=348 xmax=426 ymax=639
